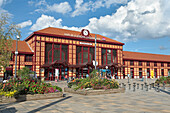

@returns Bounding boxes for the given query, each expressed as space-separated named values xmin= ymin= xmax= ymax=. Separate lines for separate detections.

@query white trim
xmin=26 ymin=42 xmax=34 ymax=52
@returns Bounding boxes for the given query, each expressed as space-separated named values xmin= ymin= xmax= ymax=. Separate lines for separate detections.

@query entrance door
xmin=130 ymin=68 xmax=134 ymax=78
xmin=139 ymin=68 xmax=142 ymax=78
xmin=44 ymin=69 xmax=54 ymax=81
xmin=154 ymin=68 xmax=157 ymax=78
xmin=147 ymin=68 xmax=150 ymax=78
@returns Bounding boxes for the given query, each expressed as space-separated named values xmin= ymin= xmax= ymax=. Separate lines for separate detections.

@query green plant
xmin=0 ymin=76 xmax=62 ymax=97
xmin=90 ymin=70 xmax=99 ymax=79
xmin=155 ymin=76 xmax=170 ymax=84
xmin=68 ymin=76 xmax=119 ymax=90
xmin=17 ymin=67 xmax=33 ymax=79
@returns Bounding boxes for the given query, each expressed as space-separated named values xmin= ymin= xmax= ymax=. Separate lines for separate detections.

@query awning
xmin=69 ymin=61 xmax=94 ymax=68
xmin=51 ymin=60 xmax=69 ymax=67
xmin=97 ymin=63 xmax=119 ymax=69
xmin=41 ymin=60 xmax=69 ymax=68
xmin=41 ymin=63 xmax=51 ymax=68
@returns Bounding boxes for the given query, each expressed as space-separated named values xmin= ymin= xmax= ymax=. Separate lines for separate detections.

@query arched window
xmin=45 ymin=43 xmax=68 ymax=64
xmin=102 ymin=48 xmax=117 ymax=65
xmin=76 ymin=46 xmax=94 ymax=64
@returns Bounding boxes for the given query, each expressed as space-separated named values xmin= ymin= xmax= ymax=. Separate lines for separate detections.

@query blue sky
xmin=0 ymin=0 xmax=170 ymax=55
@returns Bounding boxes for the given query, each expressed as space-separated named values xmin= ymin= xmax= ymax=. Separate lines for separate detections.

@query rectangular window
xmin=154 ymin=62 xmax=157 ymax=67
xmin=139 ymin=61 xmax=142 ymax=66
xmin=161 ymin=63 xmax=164 ymax=67
xmin=147 ymin=62 xmax=150 ymax=66
xmin=161 ymin=69 xmax=164 ymax=76
xmin=139 ymin=68 xmax=142 ymax=78
xmin=168 ymin=63 xmax=170 ymax=67
xmin=25 ymin=55 xmax=32 ymax=62
xmin=130 ymin=61 xmax=134 ymax=66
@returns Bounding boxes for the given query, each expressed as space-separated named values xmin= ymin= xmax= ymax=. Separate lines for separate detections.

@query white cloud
xmin=71 ymin=0 xmax=90 ymax=17
xmin=30 ymin=0 xmax=170 ymax=42
xmin=47 ymin=2 xmax=72 ymax=14
xmin=18 ymin=20 xmax=32 ymax=29
xmin=0 ymin=0 xmax=12 ymax=15
xmin=30 ymin=0 xmax=72 ymax=14
xmin=71 ymin=0 xmax=128 ymax=17
xmin=83 ymin=0 xmax=170 ymax=42
xmin=30 ymin=14 xmax=62 ymax=31
xmin=104 ymin=0 xmax=128 ymax=8
xmin=159 ymin=46 xmax=168 ymax=50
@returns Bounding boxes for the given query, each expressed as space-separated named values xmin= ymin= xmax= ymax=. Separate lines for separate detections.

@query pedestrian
xmin=86 ymin=73 xmax=89 ymax=78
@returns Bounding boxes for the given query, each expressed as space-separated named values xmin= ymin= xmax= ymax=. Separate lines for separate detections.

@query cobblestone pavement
xmin=0 ymin=79 xmax=170 ymax=113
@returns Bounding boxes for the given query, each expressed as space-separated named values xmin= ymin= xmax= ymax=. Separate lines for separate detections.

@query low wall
xmin=64 ymin=88 xmax=125 ymax=95
xmin=0 ymin=92 xmax=63 ymax=103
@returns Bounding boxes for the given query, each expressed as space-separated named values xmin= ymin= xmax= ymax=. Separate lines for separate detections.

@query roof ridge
xmin=123 ymin=51 xmax=170 ymax=56
xmin=35 ymin=27 xmax=123 ymax=44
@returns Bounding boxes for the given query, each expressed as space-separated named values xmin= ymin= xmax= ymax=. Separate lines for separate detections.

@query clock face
xmin=83 ymin=30 xmax=88 ymax=36
xmin=82 ymin=29 xmax=89 ymax=36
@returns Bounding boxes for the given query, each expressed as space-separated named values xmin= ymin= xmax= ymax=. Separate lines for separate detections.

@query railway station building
xmin=1 ymin=27 xmax=170 ymax=80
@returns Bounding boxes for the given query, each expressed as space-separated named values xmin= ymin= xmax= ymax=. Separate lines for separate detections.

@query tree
xmin=0 ymin=13 xmax=21 ymax=77
xmin=17 ymin=67 xmax=34 ymax=79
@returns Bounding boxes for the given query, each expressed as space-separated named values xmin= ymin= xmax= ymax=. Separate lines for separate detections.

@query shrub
xmin=0 ymin=77 xmax=62 ymax=97
xmin=68 ymin=77 xmax=119 ymax=90
xmin=155 ymin=76 xmax=170 ymax=84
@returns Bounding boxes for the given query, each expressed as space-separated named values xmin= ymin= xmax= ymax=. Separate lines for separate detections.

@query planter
xmin=64 ymin=87 xmax=125 ymax=95
xmin=0 ymin=92 xmax=63 ymax=103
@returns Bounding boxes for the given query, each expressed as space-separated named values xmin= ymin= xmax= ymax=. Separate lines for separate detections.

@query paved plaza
xmin=0 ymin=79 xmax=170 ymax=113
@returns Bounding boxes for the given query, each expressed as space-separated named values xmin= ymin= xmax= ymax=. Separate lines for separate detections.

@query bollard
xmin=124 ymin=84 xmax=126 ymax=90
xmin=144 ymin=82 xmax=147 ymax=88
xmin=157 ymin=84 xmax=160 ymax=92
xmin=122 ymin=83 xmax=124 ymax=87
xmin=129 ymin=84 xmax=131 ymax=90
xmin=137 ymin=83 xmax=139 ymax=89
xmin=141 ymin=84 xmax=144 ymax=90
xmin=155 ymin=84 xmax=157 ymax=91
xmin=163 ymin=83 xmax=165 ymax=90
xmin=146 ymin=85 xmax=148 ymax=91
xmin=119 ymin=83 xmax=121 ymax=87
xmin=153 ymin=83 xmax=155 ymax=88
xmin=152 ymin=83 xmax=154 ymax=88
xmin=149 ymin=84 xmax=152 ymax=90
xmin=133 ymin=84 xmax=136 ymax=92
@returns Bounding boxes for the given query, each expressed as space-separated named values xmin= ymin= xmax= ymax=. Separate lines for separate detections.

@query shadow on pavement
xmin=27 ymin=96 xmax=72 ymax=113
xmin=0 ymin=107 xmax=17 ymax=112
xmin=160 ymin=89 xmax=170 ymax=95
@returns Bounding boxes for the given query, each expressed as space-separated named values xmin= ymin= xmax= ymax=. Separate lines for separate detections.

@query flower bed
xmin=66 ymin=69 xmax=125 ymax=95
xmin=0 ymin=77 xmax=62 ymax=98
xmin=155 ymin=76 xmax=170 ymax=85
xmin=68 ymin=77 xmax=119 ymax=90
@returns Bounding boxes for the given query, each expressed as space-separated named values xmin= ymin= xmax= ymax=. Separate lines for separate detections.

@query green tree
xmin=0 ymin=13 xmax=21 ymax=74
xmin=17 ymin=67 xmax=33 ymax=79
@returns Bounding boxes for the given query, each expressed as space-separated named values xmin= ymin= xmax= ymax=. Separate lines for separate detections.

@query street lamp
xmin=95 ymin=34 xmax=97 ymax=70
xmin=14 ymin=35 xmax=20 ymax=78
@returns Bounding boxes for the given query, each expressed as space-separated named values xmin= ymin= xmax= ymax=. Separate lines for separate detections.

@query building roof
xmin=25 ymin=27 xmax=124 ymax=45
xmin=123 ymin=51 xmax=170 ymax=62
xmin=11 ymin=40 xmax=33 ymax=54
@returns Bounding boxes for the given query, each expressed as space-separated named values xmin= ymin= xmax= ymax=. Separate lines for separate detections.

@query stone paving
xmin=0 ymin=79 xmax=170 ymax=113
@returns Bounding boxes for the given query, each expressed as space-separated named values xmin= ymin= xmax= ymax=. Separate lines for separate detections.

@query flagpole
xmin=95 ymin=34 xmax=97 ymax=70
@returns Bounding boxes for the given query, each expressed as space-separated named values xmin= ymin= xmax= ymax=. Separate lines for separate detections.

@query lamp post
xmin=95 ymin=34 xmax=97 ymax=70
xmin=14 ymin=35 xmax=20 ymax=78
